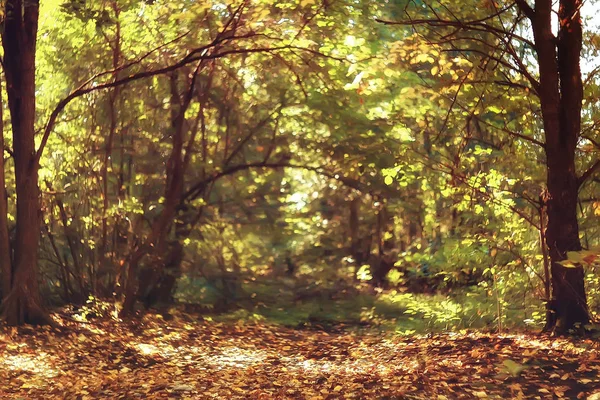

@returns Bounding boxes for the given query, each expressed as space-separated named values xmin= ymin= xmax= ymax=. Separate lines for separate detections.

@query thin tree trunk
xmin=538 ymin=193 xmax=552 ymax=328
xmin=55 ymin=194 xmax=85 ymax=297
xmin=100 ymin=2 xmax=122 ymax=287
xmin=43 ymin=222 xmax=74 ymax=303
xmin=0 ymin=70 xmax=12 ymax=303
xmin=372 ymin=203 xmax=395 ymax=286
xmin=121 ymin=69 xmax=195 ymax=316
xmin=349 ymin=196 xmax=365 ymax=279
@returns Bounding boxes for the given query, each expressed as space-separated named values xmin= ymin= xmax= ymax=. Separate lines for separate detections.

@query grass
xmin=174 ymin=276 xmax=545 ymax=333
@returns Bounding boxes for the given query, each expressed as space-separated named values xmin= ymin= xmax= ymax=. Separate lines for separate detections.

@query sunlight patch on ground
xmin=510 ymin=334 xmax=588 ymax=355
xmin=135 ymin=343 xmax=164 ymax=356
xmin=131 ymin=339 xmax=271 ymax=370
xmin=2 ymin=353 xmax=59 ymax=378
xmin=283 ymin=354 xmax=415 ymax=376
xmin=201 ymin=346 xmax=268 ymax=368
xmin=129 ymin=340 xmax=180 ymax=358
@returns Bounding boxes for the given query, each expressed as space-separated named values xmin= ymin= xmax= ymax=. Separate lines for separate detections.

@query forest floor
xmin=0 ymin=312 xmax=599 ymax=399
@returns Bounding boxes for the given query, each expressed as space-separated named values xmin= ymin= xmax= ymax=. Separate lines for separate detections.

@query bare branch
xmin=578 ymin=159 xmax=600 ymax=187
xmin=376 ymin=16 xmax=535 ymax=48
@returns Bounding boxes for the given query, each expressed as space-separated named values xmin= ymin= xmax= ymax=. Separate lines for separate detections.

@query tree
xmin=379 ymin=0 xmax=593 ymax=332
xmin=0 ymin=71 xmax=12 ymax=308
xmin=523 ymin=0 xmax=588 ymax=332
xmin=1 ymin=0 xmax=53 ymax=325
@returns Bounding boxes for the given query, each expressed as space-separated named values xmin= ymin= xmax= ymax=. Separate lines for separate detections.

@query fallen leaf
xmin=501 ymin=359 xmax=528 ymax=377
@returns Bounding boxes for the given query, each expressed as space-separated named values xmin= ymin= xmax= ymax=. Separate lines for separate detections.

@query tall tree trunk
xmin=525 ymin=0 xmax=588 ymax=331
xmin=2 ymin=0 xmax=51 ymax=325
xmin=0 ymin=72 xmax=12 ymax=303
xmin=99 ymin=1 xmax=122 ymax=288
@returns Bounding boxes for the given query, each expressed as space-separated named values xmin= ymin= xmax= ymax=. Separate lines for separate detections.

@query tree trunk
xmin=120 ymin=71 xmax=191 ymax=316
xmin=538 ymin=193 xmax=552 ymax=326
xmin=0 ymin=72 xmax=12 ymax=303
xmin=99 ymin=1 xmax=122 ymax=289
xmin=527 ymin=0 xmax=588 ymax=332
xmin=372 ymin=203 xmax=396 ymax=286
xmin=349 ymin=196 xmax=371 ymax=275
xmin=1 ymin=0 xmax=51 ymax=325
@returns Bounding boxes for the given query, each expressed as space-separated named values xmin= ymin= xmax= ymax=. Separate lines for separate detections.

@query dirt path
xmin=0 ymin=313 xmax=599 ymax=399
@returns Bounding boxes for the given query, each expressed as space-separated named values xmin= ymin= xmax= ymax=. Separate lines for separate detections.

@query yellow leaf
xmin=254 ymin=8 xmax=270 ymax=21
xmin=558 ymin=259 xmax=578 ymax=268
xmin=522 ymin=349 xmax=538 ymax=357
xmin=21 ymin=382 xmax=37 ymax=389
xmin=414 ymin=53 xmax=430 ymax=63
xmin=333 ymin=385 xmax=343 ymax=392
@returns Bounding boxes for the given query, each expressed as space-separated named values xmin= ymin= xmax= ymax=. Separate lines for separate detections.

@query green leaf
xmin=567 ymin=251 xmax=583 ymax=263
xmin=502 ymin=359 xmax=528 ymax=377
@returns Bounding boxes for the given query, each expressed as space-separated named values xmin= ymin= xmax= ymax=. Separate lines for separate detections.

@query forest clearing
xmin=1 ymin=0 xmax=600 ymax=398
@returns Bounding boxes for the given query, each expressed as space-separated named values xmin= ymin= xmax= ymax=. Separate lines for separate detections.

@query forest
xmin=1 ymin=0 xmax=600 ymax=398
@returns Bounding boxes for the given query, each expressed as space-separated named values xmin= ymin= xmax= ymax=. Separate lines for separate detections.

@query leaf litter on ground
xmin=0 ymin=311 xmax=599 ymax=399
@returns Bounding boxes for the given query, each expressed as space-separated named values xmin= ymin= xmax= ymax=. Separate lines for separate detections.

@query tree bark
xmin=0 ymin=71 xmax=12 ymax=303
xmin=2 ymin=0 xmax=52 ymax=325
xmin=99 ymin=1 xmax=122 ymax=289
xmin=526 ymin=0 xmax=588 ymax=331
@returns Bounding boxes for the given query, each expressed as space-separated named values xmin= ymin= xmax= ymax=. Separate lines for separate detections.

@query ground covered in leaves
xmin=0 ymin=312 xmax=599 ymax=399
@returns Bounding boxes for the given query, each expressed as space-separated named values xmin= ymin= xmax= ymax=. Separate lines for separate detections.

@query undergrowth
xmin=174 ymin=277 xmax=545 ymax=333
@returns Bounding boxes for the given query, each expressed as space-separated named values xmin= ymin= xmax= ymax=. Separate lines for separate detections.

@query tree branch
xmin=514 ymin=0 xmax=535 ymax=21
xmin=578 ymin=159 xmax=600 ymax=187
xmin=183 ymin=162 xmax=366 ymax=202
xmin=35 ymin=43 xmax=339 ymax=166
xmin=376 ymin=16 xmax=535 ymax=48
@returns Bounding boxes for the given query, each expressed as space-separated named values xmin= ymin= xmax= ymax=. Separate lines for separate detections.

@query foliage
xmin=0 ymin=0 xmax=599 ymax=332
